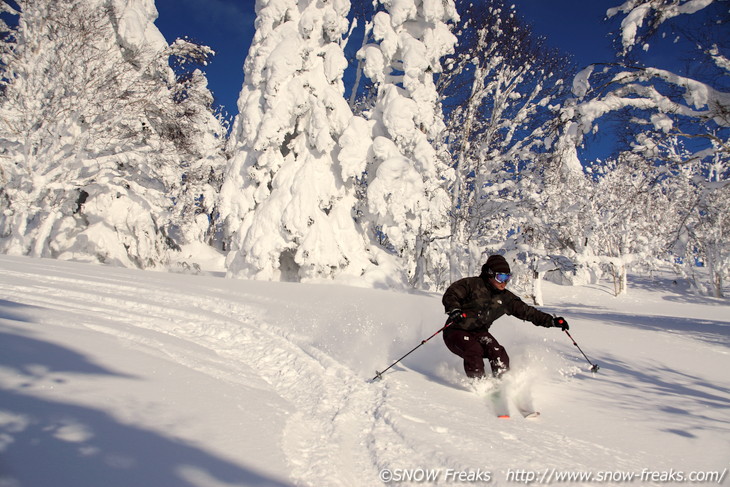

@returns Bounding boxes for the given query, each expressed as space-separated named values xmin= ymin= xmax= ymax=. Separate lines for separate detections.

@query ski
xmin=489 ymin=388 xmax=511 ymax=419
xmin=514 ymin=399 xmax=540 ymax=419
xmin=519 ymin=409 xmax=541 ymax=419
xmin=471 ymin=378 xmax=540 ymax=419
xmin=510 ymin=380 xmax=540 ymax=419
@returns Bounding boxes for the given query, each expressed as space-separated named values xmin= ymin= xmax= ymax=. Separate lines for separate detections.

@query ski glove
xmin=447 ymin=309 xmax=466 ymax=325
xmin=553 ymin=316 xmax=569 ymax=330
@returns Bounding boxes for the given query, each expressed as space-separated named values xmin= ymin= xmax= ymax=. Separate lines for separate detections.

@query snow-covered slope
xmin=1 ymin=254 xmax=728 ymax=486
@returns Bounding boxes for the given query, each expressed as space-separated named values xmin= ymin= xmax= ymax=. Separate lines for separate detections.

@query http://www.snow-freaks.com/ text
xmin=378 ymin=467 xmax=728 ymax=484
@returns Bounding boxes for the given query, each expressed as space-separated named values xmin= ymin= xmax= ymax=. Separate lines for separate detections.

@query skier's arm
xmin=508 ymin=297 xmax=570 ymax=330
xmin=507 ymin=296 xmax=553 ymax=327
xmin=442 ymin=278 xmax=469 ymax=313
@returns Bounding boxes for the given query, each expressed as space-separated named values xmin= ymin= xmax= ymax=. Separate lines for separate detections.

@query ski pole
xmin=563 ymin=329 xmax=600 ymax=373
xmin=371 ymin=321 xmax=454 ymax=382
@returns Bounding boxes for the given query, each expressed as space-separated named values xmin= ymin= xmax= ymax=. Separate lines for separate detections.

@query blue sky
xmin=154 ymin=0 xmax=621 ymax=119
xmin=155 ymin=0 xmax=256 ymax=118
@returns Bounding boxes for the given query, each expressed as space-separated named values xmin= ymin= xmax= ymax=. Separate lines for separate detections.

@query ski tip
xmin=523 ymin=412 xmax=541 ymax=419
xmin=497 ymin=414 xmax=511 ymax=419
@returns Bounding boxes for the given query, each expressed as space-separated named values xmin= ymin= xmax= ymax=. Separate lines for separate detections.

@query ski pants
xmin=443 ymin=328 xmax=509 ymax=379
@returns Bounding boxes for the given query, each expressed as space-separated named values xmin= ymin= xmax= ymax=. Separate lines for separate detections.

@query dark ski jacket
xmin=442 ymin=276 xmax=553 ymax=332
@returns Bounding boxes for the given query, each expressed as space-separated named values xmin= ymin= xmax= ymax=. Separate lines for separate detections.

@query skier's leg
xmin=443 ymin=329 xmax=487 ymax=378
xmin=478 ymin=332 xmax=510 ymax=378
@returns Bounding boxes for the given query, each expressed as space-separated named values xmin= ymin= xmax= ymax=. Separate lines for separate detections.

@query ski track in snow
xmin=2 ymin=264 xmax=381 ymax=485
xmin=2 ymin=260 xmax=464 ymax=485
xmin=2 ymin=256 xmax=729 ymax=486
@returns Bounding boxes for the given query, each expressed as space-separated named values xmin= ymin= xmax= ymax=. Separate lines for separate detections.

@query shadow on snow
xmin=0 ymin=299 xmax=292 ymax=487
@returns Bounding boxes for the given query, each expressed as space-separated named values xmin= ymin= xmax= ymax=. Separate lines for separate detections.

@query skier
xmin=442 ymin=254 xmax=569 ymax=379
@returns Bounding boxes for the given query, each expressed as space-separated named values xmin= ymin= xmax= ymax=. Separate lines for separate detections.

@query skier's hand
xmin=447 ymin=309 xmax=466 ymax=325
xmin=553 ymin=316 xmax=569 ymax=330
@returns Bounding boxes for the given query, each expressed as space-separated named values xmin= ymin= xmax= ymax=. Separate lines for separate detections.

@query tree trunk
xmin=532 ymin=269 xmax=544 ymax=306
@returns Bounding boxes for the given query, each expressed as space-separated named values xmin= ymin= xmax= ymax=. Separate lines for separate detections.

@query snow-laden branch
xmin=606 ymin=0 xmax=715 ymax=54
xmin=564 ymin=62 xmax=730 ymax=155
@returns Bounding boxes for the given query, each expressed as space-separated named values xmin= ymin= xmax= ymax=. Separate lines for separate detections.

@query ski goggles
xmin=493 ymin=272 xmax=512 ymax=284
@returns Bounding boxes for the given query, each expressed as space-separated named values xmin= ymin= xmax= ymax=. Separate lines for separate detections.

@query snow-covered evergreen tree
xmin=220 ymin=0 xmax=384 ymax=284
xmin=0 ymin=0 xmax=224 ymax=268
xmin=165 ymin=40 xmax=228 ymax=250
xmin=357 ymin=0 xmax=458 ymax=288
